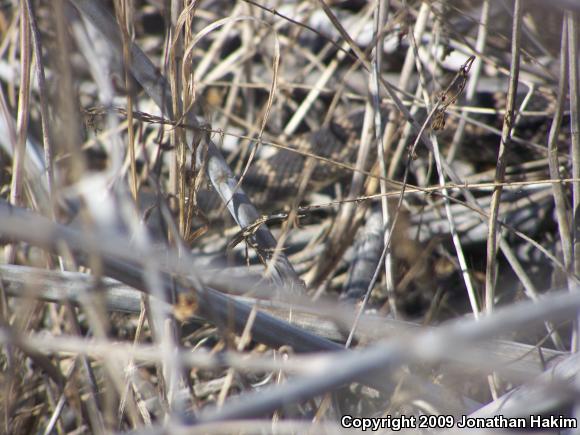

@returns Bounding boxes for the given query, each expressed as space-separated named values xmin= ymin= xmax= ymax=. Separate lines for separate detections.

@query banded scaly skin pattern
xmin=199 ymin=91 xmax=556 ymax=221
xmin=199 ymin=110 xmax=371 ymax=220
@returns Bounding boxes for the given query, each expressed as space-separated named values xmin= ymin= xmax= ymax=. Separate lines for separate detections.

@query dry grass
xmin=0 ymin=0 xmax=579 ymax=433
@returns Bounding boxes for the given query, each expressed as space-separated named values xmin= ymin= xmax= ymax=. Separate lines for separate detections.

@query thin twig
xmin=6 ymin=1 xmax=31 ymax=264
xmin=485 ymin=0 xmax=523 ymax=315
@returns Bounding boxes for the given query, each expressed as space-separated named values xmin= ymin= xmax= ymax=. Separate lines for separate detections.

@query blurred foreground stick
xmin=0 ymin=202 xmax=324 ymax=353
